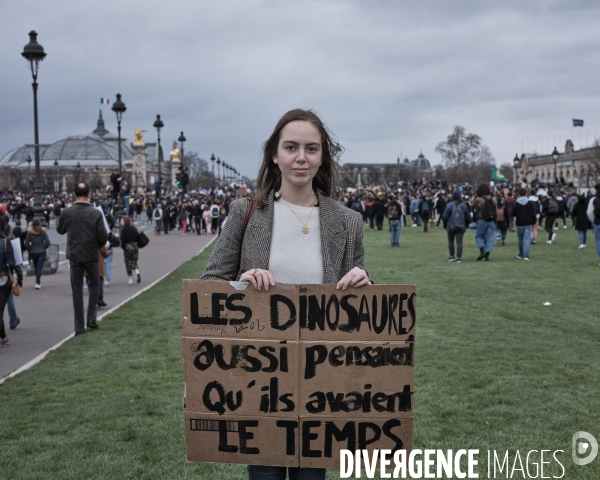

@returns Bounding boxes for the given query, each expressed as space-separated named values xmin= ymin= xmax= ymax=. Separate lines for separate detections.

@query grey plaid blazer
xmin=201 ymin=191 xmax=369 ymax=284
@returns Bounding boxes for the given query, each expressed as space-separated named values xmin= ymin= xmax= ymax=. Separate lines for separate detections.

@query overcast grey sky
xmin=1 ymin=0 xmax=599 ymax=178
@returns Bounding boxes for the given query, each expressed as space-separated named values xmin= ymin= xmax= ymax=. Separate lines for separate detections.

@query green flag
xmin=491 ymin=165 xmax=507 ymax=182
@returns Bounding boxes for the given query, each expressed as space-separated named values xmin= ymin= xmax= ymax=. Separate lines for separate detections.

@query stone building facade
xmin=514 ymin=140 xmax=600 ymax=191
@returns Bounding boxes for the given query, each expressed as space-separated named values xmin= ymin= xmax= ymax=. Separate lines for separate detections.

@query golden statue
xmin=133 ymin=129 xmax=146 ymax=144
xmin=170 ymin=146 xmax=180 ymax=162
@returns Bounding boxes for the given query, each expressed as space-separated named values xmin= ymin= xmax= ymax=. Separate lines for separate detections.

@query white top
xmin=269 ymin=199 xmax=324 ymax=284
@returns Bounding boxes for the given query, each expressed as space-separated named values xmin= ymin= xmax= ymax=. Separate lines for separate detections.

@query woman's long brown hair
xmin=255 ymin=109 xmax=342 ymax=209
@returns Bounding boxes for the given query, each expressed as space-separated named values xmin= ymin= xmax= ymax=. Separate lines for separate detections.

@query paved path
xmin=0 ymin=224 xmax=216 ymax=381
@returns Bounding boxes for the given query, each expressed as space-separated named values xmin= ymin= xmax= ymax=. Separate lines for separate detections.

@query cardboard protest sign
xmin=182 ymin=280 xmax=416 ymax=468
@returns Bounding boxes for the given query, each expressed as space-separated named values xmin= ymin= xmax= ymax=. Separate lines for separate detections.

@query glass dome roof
xmin=0 ymin=111 xmax=133 ymax=167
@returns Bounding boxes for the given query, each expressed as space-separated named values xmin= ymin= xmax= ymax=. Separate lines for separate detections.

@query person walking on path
xmin=153 ymin=204 xmax=163 ymax=235
xmin=24 ymin=218 xmax=51 ymax=289
xmin=0 ymin=216 xmax=16 ymax=347
xmin=512 ymin=188 xmax=537 ymax=260
xmin=473 ymin=183 xmax=497 ymax=261
xmin=202 ymin=205 xmax=213 ymax=234
xmin=441 ymin=191 xmax=471 ymax=262
xmin=119 ymin=216 xmax=141 ymax=285
xmin=202 ymin=108 xmax=371 ymax=480
xmin=56 ymin=183 xmax=108 ymax=335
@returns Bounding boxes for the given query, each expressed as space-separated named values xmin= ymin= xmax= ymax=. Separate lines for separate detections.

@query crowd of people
xmin=0 ymin=177 xmax=246 ymax=346
xmin=344 ymin=179 xmax=600 ymax=264
xmin=1 ymin=171 xmax=599 ymax=349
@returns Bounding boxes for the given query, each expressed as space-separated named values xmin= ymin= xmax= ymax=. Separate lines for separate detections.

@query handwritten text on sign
xmin=182 ymin=281 xmax=416 ymax=468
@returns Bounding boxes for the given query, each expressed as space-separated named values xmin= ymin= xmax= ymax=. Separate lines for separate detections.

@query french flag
xmin=100 ymin=98 xmax=110 ymax=105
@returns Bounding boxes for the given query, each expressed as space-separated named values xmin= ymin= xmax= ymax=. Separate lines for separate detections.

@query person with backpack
xmin=512 ymin=188 xmax=537 ymax=260
xmin=441 ymin=191 xmax=471 ymax=262
xmin=586 ymin=183 xmax=600 ymax=266
xmin=494 ymin=197 xmax=509 ymax=246
xmin=472 ymin=183 xmax=497 ymax=261
xmin=210 ymin=202 xmax=220 ymax=234
xmin=419 ymin=195 xmax=433 ymax=232
xmin=543 ymin=190 xmax=559 ymax=244
xmin=386 ymin=196 xmax=403 ymax=247
xmin=153 ymin=204 xmax=163 ymax=235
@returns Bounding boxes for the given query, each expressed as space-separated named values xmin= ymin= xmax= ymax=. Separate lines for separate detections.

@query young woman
xmin=24 ymin=218 xmax=51 ymax=289
xmin=201 ymin=109 xmax=371 ymax=480
xmin=119 ymin=217 xmax=141 ymax=285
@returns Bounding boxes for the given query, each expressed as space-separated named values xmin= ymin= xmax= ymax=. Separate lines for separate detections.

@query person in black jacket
xmin=572 ymin=195 xmax=591 ymax=248
xmin=512 ymin=188 xmax=537 ymax=260
xmin=57 ymin=183 xmax=108 ymax=334
xmin=119 ymin=216 xmax=141 ymax=285
xmin=374 ymin=197 xmax=385 ymax=230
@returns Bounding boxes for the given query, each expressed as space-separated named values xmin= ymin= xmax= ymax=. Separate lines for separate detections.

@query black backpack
xmin=548 ymin=198 xmax=559 ymax=215
xmin=480 ymin=198 xmax=497 ymax=221
xmin=594 ymin=197 xmax=600 ymax=217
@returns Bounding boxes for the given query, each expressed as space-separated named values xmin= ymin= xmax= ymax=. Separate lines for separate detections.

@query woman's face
xmin=274 ymin=121 xmax=322 ymax=192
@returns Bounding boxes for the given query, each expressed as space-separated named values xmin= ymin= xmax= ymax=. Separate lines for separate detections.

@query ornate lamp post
xmin=53 ymin=159 xmax=59 ymax=192
xmin=26 ymin=155 xmax=33 ymax=191
xmin=551 ymin=146 xmax=559 ymax=185
xmin=21 ymin=31 xmax=46 ymax=215
xmin=111 ymin=94 xmax=127 ymax=174
xmin=153 ymin=115 xmax=164 ymax=182
xmin=75 ymin=161 xmax=81 ymax=185
xmin=178 ymin=131 xmax=186 ymax=169
xmin=217 ymin=157 xmax=221 ymax=183
xmin=513 ymin=154 xmax=520 ymax=186
xmin=210 ymin=153 xmax=216 ymax=188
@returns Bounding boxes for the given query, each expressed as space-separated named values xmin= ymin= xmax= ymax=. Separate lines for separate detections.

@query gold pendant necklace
xmin=281 ymin=197 xmax=314 ymax=234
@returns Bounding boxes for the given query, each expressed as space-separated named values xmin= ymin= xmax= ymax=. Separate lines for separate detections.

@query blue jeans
xmin=247 ymin=466 xmax=325 ymax=480
xmin=8 ymin=292 xmax=19 ymax=328
xmin=517 ymin=225 xmax=532 ymax=258
xmin=124 ymin=195 xmax=130 ymax=215
xmin=476 ymin=220 xmax=495 ymax=253
xmin=595 ymin=224 xmax=600 ymax=258
xmin=578 ymin=230 xmax=587 ymax=245
xmin=390 ymin=219 xmax=401 ymax=246
xmin=30 ymin=250 xmax=47 ymax=284
xmin=105 ymin=247 xmax=113 ymax=282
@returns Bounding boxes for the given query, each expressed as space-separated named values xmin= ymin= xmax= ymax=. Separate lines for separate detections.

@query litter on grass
xmin=543 ymin=302 xmax=551 ymax=306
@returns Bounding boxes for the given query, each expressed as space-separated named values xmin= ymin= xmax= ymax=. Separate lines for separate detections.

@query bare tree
xmin=436 ymin=126 xmax=495 ymax=169
xmin=184 ymin=151 xmax=214 ymax=190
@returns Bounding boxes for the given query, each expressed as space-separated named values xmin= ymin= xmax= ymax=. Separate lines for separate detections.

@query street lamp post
xmin=178 ymin=131 xmax=187 ymax=194
xmin=21 ymin=31 xmax=46 ymax=218
xmin=111 ymin=94 xmax=127 ymax=174
xmin=26 ymin=155 xmax=33 ymax=191
xmin=53 ymin=159 xmax=59 ymax=192
xmin=513 ymin=154 xmax=520 ymax=186
xmin=153 ymin=115 xmax=164 ymax=183
xmin=217 ymin=157 xmax=221 ymax=184
xmin=551 ymin=146 xmax=559 ymax=185
xmin=178 ymin=131 xmax=186 ymax=169
xmin=210 ymin=153 xmax=215 ymax=189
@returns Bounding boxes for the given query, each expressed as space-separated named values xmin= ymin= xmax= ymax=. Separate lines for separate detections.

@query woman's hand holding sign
xmin=240 ymin=268 xmax=275 ymax=292
xmin=336 ymin=267 xmax=371 ymax=291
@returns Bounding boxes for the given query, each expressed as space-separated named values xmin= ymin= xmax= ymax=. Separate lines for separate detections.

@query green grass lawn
xmin=1 ymin=223 xmax=599 ymax=479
